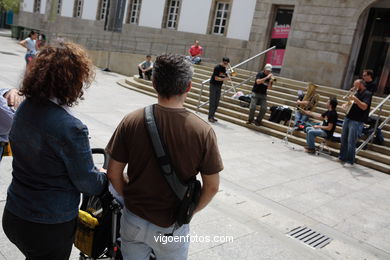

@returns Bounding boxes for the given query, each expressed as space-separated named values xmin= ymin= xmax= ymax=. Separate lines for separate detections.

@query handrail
xmin=369 ymin=94 xmax=390 ymax=117
xmin=197 ymin=46 xmax=276 ymax=111
xmin=356 ymin=94 xmax=390 ymax=154
xmin=200 ymin=46 xmax=276 ymax=85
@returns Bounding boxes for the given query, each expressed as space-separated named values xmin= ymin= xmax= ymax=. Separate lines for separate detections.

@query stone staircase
xmin=117 ymin=63 xmax=390 ymax=174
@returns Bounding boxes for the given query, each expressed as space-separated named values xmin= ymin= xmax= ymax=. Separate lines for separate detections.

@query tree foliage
xmin=0 ymin=0 xmax=20 ymax=12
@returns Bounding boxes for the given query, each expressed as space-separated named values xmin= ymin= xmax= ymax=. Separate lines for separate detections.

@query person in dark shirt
xmin=246 ymin=63 xmax=274 ymax=126
xmin=303 ymin=97 xmax=338 ymax=153
xmin=339 ymin=79 xmax=372 ymax=166
xmin=208 ymin=57 xmax=229 ymax=123
xmin=362 ymin=69 xmax=377 ymax=94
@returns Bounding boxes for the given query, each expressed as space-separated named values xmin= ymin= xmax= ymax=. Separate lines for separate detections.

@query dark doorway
xmin=355 ymin=8 xmax=390 ymax=95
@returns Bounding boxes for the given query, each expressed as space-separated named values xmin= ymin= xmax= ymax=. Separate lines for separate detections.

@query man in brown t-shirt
xmin=106 ymin=54 xmax=223 ymax=260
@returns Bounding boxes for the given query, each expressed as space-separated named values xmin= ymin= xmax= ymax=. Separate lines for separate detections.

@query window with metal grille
xmin=165 ymin=0 xmax=180 ymax=29
xmin=33 ymin=0 xmax=41 ymax=13
xmin=57 ymin=0 xmax=62 ymax=15
xmin=126 ymin=0 xmax=142 ymax=24
xmin=73 ymin=0 xmax=84 ymax=18
xmin=212 ymin=2 xmax=229 ymax=35
xmin=98 ymin=0 xmax=109 ymax=20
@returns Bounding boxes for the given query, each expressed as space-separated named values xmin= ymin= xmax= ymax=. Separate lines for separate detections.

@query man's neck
xmin=157 ymin=95 xmax=186 ymax=109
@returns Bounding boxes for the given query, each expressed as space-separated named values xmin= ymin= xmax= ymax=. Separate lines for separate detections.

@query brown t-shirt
xmin=106 ymin=104 xmax=223 ymax=227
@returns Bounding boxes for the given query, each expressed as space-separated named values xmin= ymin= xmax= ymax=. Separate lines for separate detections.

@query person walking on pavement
xmin=208 ymin=57 xmax=229 ymax=123
xmin=19 ymin=30 xmax=38 ymax=65
xmin=106 ymin=54 xmax=223 ymax=260
xmin=246 ymin=63 xmax=275 ymax=126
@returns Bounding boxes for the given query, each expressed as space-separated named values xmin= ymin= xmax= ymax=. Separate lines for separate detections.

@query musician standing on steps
xmin=208 ymin=57 xmax=229 ymax=123
xmin=246 ymin=63 xmax=274 ymax=126
xmin=339 ymin=79 xmax=372 ymax=167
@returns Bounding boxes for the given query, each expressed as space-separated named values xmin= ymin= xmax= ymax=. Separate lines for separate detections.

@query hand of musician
xmin=349 ymin=95 xmax=358 ymax=102
xmin=313 ymin=125 xmax=321 ymax=129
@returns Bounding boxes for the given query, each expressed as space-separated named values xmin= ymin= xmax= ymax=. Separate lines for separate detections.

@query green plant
xmin=0 ymin=0 xmax=20 ymax=12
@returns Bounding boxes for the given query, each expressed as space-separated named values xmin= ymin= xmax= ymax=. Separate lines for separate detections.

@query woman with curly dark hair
xmin=2 ymin=41 xmax=107 ymax=260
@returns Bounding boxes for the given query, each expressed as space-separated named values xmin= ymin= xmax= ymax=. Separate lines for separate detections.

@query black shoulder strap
xmin=144 ymin=105 xmax=187 ymax=200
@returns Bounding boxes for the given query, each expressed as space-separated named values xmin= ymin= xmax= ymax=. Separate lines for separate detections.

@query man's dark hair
xmin=146 ymin=54 xmax=151 ymax=58
xmin=363 ymin=69 xmax=374 ymax=78
xmin=222 ymin=57 xmax=230 ymax=63
xmin=329 ymin=97 xmax=338 ymax=110
xmin=152 ymin=54 xmax=194 ymax=98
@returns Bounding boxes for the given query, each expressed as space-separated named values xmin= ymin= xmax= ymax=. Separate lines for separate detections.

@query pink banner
xmin=271 ymin=25 xmax=290 ymax=39
xmin=266 ymin=49 xmax=285 ymax=67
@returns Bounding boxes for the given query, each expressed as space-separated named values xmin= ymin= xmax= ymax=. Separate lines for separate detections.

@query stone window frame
xmin=161 ymin=0 xmax=182 ymax=30
xmin=33 ymin=0 xmax=41 ymax=13
xmin=56 ymin=0 xmax=62 ymax=15
xmin=96 ymin=0 xmax=109 ymax=21
xmin=207 ymin=0 xmax=232 ymax=36
xmin=73 ymin=0 xmax=84 ymax=18
xmin=126 ymin=0 xmax=142 ymax=24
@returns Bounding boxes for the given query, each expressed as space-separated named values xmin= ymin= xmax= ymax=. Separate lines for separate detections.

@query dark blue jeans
xmin=339 ymin=117 xmax=363 ymax=164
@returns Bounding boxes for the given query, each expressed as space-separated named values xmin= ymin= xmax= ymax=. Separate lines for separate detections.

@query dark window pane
xmin=222 ymin=19 xmax=226 ymax=26
xmin=215 ymin=19 xmax=221 ymax=25
xmin=221 ymin=27 xmax=224 ymax=34
xmin=214 ymin=27 xmax=219 ymax=33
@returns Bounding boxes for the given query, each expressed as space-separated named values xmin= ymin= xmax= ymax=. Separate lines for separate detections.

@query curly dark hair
xmin=20 ymin=40 xmax=95 ymax=106
xmin=152 ymin=54 xmax=193 ymax=99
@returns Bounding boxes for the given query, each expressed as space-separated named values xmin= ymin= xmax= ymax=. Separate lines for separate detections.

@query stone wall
xmin=14 ymin=0 xmax=381 ymax=89
xmin=280 ymin=0 xmax=377 ymax=88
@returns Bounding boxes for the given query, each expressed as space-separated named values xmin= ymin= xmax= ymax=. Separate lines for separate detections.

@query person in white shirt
xmin=19 ymin=31 xmax=38 ymax=65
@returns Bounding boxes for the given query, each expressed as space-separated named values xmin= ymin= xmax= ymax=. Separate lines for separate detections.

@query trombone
xmin=227 ymin=63 xmax=237 ymax=77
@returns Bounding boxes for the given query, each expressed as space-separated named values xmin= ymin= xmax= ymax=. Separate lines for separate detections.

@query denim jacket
xmin=6 ymin=99 xmax=107 ymax=224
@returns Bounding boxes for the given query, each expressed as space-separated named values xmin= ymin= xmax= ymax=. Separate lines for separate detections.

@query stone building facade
xmin=15 ymin=0 xmax=390 ymax=94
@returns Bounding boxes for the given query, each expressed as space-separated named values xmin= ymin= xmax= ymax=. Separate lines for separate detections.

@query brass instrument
xmin=227 ymin=63 xmax=237 ymax=77
xmin=297 ymin=83 xmax=320 ymax=112
xmin=270 ymin=75 xmax=277 ymax=83
xmin=342 ymin=86 xmax=358 ymax=114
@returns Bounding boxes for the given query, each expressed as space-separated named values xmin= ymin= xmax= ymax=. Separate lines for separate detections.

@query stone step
xmin=118 ymin=78 xmax=390 ymax=174
xmin=193 ymin=71 xmax=390 ymax=112
xmin=130 ymin=76 xmax=390 ymax=137
xmin=121 ymin=78 xmax=390 ymax=171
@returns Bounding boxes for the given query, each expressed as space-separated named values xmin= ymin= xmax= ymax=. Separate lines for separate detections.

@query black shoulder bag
xmin=144 ymin=105 xmax=201 ymax=227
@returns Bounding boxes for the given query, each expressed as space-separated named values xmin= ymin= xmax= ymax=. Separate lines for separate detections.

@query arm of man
xmin=145 ymin=62 xmax=153 ymax=71
xmin=138 ymin=61 xmax=145 ymax=71
xmin=107 ymin=158 xmax=126 ymax=196
xmin=352 ymin=95 xmax=368 ymax=111
xmin=303 ymin=110 xmax=322 ymax=120
xmin=315 ymin=122 xmax=333 ymax=131
xmin=194 ymin=173 xmax=220 ymax=214
xmin=255 ymin=73 xmax=272 ymax=85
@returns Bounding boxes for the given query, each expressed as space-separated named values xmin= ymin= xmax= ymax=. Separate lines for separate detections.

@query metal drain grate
xmin=287 ymin=226 xmax=332 ymax=249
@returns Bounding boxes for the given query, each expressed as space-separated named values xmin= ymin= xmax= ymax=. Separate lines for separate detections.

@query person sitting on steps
xmin=138 ymin=55 xmax=154 ymax=80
